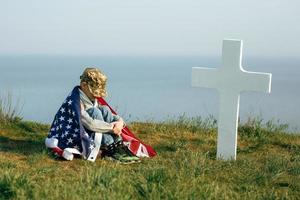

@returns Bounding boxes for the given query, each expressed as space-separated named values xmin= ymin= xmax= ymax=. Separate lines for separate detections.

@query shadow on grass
xmin=154 ymin=143 xmax=177 ymax=152
xmin=0 ymin=136 xmax=45 ymax=156
xmin=237 ymin=142 xmax=264 ymax=154
xmin=272 ymin=141 xmax=300 ymax=153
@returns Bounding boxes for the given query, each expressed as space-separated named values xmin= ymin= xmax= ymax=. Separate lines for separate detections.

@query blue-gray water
xmin=0 ymin=55 xmax=299 ymax=131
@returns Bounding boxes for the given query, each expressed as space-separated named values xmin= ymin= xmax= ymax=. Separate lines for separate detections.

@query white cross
xmin=191 ymin=39 xmax=272 ymax=160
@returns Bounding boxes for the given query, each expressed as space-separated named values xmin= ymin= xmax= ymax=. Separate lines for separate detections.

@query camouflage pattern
xmin=80 ymin=67 xmax=107 ymax=97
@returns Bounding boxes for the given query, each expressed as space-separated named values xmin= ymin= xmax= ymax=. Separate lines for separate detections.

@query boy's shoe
xmin=103 ymin=143 xmax=141 ymax=164
xmin=109 ymin=153 xmax=141 ymax=164
xmin=103 ymin=156 xmax=140 ymax=164
xmin=101 ymin=140 xmax=123 ymax=156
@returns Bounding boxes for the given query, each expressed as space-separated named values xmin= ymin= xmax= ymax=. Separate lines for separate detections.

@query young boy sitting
xmin=45 ymin=67 xmax=142 ymax=163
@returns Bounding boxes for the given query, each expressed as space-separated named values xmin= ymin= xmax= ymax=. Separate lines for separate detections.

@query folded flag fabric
xmin=45 ymin=86 xmax=156 ymax=161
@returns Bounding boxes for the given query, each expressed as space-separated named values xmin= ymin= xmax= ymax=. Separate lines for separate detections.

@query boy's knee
xmin=86 ymin=107 xmax=103 ymax=120
xmin=100 ymin=105 xmax=110 ymax=114
xmin=99 ymin=105 xmax=115 ymax=122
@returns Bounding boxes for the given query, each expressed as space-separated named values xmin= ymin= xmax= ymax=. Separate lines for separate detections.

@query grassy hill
xmin=0 ymin=116 xmax=300 ymax=199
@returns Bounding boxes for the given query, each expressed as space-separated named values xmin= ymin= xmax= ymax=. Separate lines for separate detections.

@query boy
xmin=45 ymin=67 xmax=155 ymax=163
xmin=79 ymin=68 xmax=138 ymax=162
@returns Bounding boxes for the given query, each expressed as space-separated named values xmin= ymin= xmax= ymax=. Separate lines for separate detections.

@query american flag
xmin=47 ymin=86 xmax=95 ymax=159
xmin=46 ymin=86 xmax=157 ymax=160
xmin=97 ymin=97 xmax=157 ymax=158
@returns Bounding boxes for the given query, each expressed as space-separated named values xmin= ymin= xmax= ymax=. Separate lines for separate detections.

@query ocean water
xmin=0 ymin=55 xmax=299 ymax=131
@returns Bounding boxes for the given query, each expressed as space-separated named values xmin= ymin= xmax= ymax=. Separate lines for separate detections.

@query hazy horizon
xmin=0 ymin=55 xmax=299 ymax=132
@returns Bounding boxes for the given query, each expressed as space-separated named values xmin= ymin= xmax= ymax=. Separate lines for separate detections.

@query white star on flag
xmin=60 ymin=107 xmax=65 ymax=113
xmin=66 ymin=125 xmax=71 ymax=129
xmin=67 ymin=118 xmax=73 ymax=123
xmin=74 ymin=128 xmax=79 ymax=132
xmin=67 ymin=138 xmax=73 ymax=144
xmin=59 ymin=116 xmax=65 ymax=121
xmin=68 ymin=100 xmax=73 ymax=105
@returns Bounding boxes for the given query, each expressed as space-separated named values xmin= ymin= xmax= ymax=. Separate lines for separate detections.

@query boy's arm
xmin=103 ymin=106 xmax=125 ymax=135
xmin=80 ymin=103 xmax=114 ymax=133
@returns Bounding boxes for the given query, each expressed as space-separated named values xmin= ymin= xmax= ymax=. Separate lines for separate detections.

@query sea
xmin=0 ymin=55 xmax=299 ymax=132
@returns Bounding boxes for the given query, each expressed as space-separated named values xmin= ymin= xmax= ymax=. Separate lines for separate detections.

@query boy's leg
xmin=85 ymin=107 xmax=115 ymax=146
xmin=99 ymin=105 xmax=122 ymax=142
xmin=99 ymin=105 xmax=119 ymax=123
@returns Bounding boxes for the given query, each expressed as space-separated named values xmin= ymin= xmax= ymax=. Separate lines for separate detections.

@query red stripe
xmin=51 ymin=147 xmax=64 ymax=156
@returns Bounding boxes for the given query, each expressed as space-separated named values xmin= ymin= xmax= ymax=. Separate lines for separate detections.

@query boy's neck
xmin=79 ymin=85 xmax=95 ymax=102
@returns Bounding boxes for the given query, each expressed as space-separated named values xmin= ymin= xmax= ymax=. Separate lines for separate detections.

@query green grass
xmin=0 ymin=92 xmax=23 ymax=124
xmin=0 ymin=117 xmax=300 ymax=200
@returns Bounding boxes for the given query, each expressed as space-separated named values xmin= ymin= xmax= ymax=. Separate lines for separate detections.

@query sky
xmin=0 ymin=0 xmax=299 ymax=57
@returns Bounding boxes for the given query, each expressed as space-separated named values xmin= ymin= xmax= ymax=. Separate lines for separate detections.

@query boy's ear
xmin=80 ymin=82 xmax=87 ymax=87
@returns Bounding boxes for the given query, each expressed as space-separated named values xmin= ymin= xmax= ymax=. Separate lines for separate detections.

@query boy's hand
xmin=111 ymin=121 xmax=124 ymax=135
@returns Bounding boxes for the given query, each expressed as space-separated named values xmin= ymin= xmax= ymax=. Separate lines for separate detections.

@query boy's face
xmin=80 ymin=82 xmax=95 ymax=101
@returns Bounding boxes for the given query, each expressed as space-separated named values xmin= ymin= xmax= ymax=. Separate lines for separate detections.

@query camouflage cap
xmin=80 ymin=67 xmax=107 ymax=97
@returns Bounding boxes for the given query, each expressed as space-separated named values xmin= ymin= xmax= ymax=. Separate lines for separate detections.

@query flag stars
xmin=60 ymin=107 xmax=65 ymax=113
xmin=67 ymin=138 xmax=73 ymax=144
xmin=50 ymin=95 xmax=86 ymax=151
xmin=68 ymin=100 xmax=73 ymax=105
